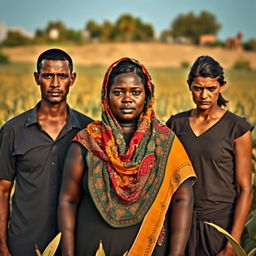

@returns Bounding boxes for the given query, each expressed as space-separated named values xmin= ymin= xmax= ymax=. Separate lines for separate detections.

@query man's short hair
xmin=37 ymin=48 xmax=73 ymax=73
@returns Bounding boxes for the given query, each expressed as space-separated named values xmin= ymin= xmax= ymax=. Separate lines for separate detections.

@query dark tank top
xmin=166 ymin=110 xmax=253 ymax=215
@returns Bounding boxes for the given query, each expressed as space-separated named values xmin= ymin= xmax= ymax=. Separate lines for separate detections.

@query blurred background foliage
xmin=1 ymin=11 xmax=256 ymax=52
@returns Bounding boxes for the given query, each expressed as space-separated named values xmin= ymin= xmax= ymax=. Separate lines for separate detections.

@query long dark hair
xmin=187 ymin=55 xmax=228 ymax=107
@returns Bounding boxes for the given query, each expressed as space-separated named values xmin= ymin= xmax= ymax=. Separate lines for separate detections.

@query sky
xmin=0 ymin=0 xmax=255 ymax=41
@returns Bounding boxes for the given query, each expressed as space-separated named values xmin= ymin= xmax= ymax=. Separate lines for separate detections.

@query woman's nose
xmin=121 ymin=92 xmax=132 ymax=102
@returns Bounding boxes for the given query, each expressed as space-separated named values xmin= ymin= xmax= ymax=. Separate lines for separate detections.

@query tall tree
xmin=2 ymin=30 xmax=32 ymax=46
xmin=100 ymin=20 xmax=113 ymax=41
xmin=115 ymin=14 xmax=137 ymax=41
xmin=113 ymin=14 xmax=154 ymax=42
xmin=34 ymin=21 xmax=82 ymax=44
xmin=46 ymin=21 xmax=66 ymax=33
xmin=85 ymin=20 xmax=101 ymax=40
xmin=171 ymin=11 xmax=221 ymax=44
xmin=197 ymin=11 xmax=221 ymax=37
xmin=134 ymin=18 xmax=154 ymax=41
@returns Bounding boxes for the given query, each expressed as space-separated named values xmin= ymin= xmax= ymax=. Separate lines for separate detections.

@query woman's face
xmin=108 ymin=72 xmax=146 ymax=123
xmin=189 ymin=76 xmax=225 ymax=110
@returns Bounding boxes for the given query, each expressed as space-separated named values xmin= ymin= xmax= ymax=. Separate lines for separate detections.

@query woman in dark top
xmin=58 ymin=57 xmax=196 ymax=256
xmin=166 ymin=55 xmax=254 ymax=256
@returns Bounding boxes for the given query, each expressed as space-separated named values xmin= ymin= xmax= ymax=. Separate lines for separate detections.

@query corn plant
xmin=35 ymin=232 xmax=61 ymax=256
xmin=205 ymin=222 xmax=256 ymax=256
xmin=95 ymin=241 xmax=128 ymax=256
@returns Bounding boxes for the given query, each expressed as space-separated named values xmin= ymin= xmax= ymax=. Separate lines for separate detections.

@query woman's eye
xmin=208 ymin=87 xmax=216 ymax=92
xmin=132 ymin=91 xmax=141 ymax=96
xmin=193 ymin=86 xmax=201 ymax=91
xmin=113 ymin=91 xmax=123 ymax=96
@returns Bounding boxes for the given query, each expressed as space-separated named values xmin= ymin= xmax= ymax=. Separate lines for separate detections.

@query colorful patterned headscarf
xmin=73 ymin=57 xmax=175 ymax=227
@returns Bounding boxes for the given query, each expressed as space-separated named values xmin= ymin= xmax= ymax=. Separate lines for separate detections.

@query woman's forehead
xmin=112 ymin=72 xmax=144 ymax=84
xmin=192 ymin=76 xmax=220 ymax=85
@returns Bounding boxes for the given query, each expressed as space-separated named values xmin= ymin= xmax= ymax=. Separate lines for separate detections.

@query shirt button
xmin=51 ymin=162 xmax=55 ymax=165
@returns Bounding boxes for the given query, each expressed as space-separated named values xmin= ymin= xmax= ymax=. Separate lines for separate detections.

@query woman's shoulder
xmin=172 ymin=110 xmax=190 ymax=118
xmin=224 ymin=110 xmax=254 ymax=138
xmin=166 ymin=110 xmax=190 ymax=126
xmin=225 ymin=111 xmax=252 ymax=126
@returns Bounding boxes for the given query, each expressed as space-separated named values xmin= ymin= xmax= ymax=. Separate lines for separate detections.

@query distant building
xmin=174 ymin=36 xmax=192 ymax=44
xmin=81 ymin=29 xmax=91 ymax=42
xmin=0 ymin=21 xmax=8 ymax=43
xmin=48 ymin=28 xmax=59 ymax=40
xmin=160 ymin=30 xmax=174 ymax=43
xmin=199 ymin=34 xmax=216 ymax=47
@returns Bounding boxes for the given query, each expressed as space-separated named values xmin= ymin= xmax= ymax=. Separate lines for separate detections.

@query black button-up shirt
xmin=0 ymin=102 xmax=93 ymax=256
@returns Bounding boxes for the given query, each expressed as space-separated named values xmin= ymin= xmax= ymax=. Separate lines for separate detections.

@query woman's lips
xmin=199 ymin=101 xmax=211 ymax=105
xmin=120 ymin=107 xmax=135 ymax=113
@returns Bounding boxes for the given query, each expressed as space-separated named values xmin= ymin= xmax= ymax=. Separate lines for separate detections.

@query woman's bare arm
xmin=58 ymin=143 xmax=85 ymax=256
xmin=168 ymin=179 xmax=194 ymax=256
xmin=217 ymin=130 xmax=253 ymax=256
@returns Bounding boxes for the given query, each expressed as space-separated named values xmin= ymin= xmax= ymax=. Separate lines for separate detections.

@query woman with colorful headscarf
xmin=58 ymin=57 xmax=196 ymax=256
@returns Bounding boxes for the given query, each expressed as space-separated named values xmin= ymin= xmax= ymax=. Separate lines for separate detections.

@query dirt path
xmin=2 ymin=42 xmax=256 ymax=69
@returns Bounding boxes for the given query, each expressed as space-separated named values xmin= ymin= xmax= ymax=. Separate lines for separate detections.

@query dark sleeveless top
xmin=166 ymin=110 xmax=253 ymax=216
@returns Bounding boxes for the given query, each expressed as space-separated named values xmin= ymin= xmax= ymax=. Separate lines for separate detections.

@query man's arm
xmin=168 ymin=179 xmax=194 ymax=256
xmin=0 ymin=179 xmax=13 ymax=256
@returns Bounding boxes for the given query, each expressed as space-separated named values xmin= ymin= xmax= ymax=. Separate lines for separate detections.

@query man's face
xmin=34 ymin=59 xmax=76 ymax=105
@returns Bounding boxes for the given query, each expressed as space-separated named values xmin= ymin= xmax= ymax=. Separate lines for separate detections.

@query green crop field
xmin=0 ymin=63 xmax=255 ymax=169
xmin=1 ymin=62 xmax=255 ymax=139
xmin=1 ymin=62 xmax=256 ymax=251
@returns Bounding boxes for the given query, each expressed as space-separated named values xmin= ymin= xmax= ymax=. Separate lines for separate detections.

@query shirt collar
xmin=25 ymin=102 xmax=40 ymax=128
xmin=25 ymin=102 xmax=83 ymax=129
xmin=66 ymin=106 xmax=83 ymax=130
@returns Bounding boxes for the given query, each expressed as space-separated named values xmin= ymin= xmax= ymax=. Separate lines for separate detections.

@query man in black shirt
xmin=0 ymin=48 xmax=93 ymax=256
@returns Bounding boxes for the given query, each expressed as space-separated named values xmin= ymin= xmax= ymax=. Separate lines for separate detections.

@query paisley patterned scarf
xmin=73 ymin=57 xmax=177 ymax=227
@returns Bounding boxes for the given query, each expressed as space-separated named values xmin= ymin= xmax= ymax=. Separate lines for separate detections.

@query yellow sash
xmin=127 ymin=136 xmax=196 ymax=255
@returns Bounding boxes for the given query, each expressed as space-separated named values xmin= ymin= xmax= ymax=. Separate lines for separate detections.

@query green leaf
xmin=205 ymin=222 xmax=247 ymax=256
xmin=95 ymin=241 xmax=106 ymax=256
xmin=35 ymin=244 xmax=42 ymax=256
xmin=248 ymin=247 xmax=256 ymax=256
xmin=42 ymin=232 xmax=62 ymax=256
xmin=244 ymin=212 xmax=256 ymax=252
xmin=246 ymin=212 xmax=256 ymax=239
